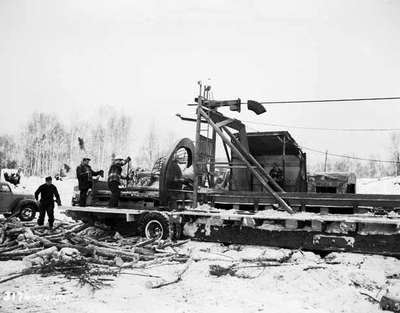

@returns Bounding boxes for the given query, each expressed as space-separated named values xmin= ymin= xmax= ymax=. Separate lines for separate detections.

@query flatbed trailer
xmin=62 ymin=85 xmax=400 ymax=257
xmin=60 ymin=202 xmax=400 ymax=256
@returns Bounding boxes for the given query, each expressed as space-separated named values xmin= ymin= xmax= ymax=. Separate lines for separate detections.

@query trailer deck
xmin=60 ymin=202 xmax=400 ymax=256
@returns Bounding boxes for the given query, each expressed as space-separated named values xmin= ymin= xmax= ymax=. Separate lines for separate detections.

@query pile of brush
xmin=0 ymin=217 xmax=190 ymax=289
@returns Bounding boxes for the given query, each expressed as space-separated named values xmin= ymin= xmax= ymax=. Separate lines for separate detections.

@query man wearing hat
xmin=76 ymin=157 xmax=104 ymax=206
xmin=34 ymin=176 xmax=61 ymax=230
xmin=107 ymin=155 xmax=131 ymax=208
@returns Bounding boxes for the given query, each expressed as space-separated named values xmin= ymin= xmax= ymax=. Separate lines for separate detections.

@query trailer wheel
xmin=139 ymin=212 xmax=170 ymax=240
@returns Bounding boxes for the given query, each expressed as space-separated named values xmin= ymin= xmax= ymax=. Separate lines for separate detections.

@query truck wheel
xmin=139 ymin=212 xmax=170 ymax=240
xmin=18 ymin=204 xmax=37 ymax=221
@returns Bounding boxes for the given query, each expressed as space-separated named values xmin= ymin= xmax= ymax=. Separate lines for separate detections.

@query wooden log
xmin=64 ymin=223 xmax=90 ymax=235
xmin=170 ymin=239 xmax=191 ymax=248
xmin=6 ymin=227 xmax=26 ymax=235
xmin=33 ymin=236 xmax=54 ymax=247
xmin=135 ymin=238 xmax=158 ymax=248
xmin=0 ymin=240 xmax=17 ymax=248
xmin=0 ymin=247 xmax=43 ymax=258
xmin=18 ymin=242 xmax=42 ymax=250
xmin=133 ymin=246 xmax=155 ymax=255
xmin=71 ymin=234 xmax=118 ymax=250
xmin=88 ymin=244 xmax=139 ymax=261
xmin=0 ymin=227 xmax=5 ymax=244
xmin=42 ymin=234 xmax=64 ymax=241
xmin=53 ymin=243 xmax=93 ymax=255
xmin=0 ymin=243 xmax=19 ymax=253
xmin=22 ymin=246 xmax=58 ymax=265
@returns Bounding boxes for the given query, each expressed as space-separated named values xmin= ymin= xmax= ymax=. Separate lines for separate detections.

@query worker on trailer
xmin=35 ymin=176 xmax=61 ymax=230
xmin=269 ymin=162 xmax=284 ymax=188
xmin=167 ymin=155 xmax=194 ymax=190
xmin=76 ymin=157 xmax=104 ymax=207
xmin=107 ymin=155 xmax=131 ymax=208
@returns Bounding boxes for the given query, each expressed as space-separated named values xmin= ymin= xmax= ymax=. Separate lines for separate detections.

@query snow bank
xmin=358 ymin=177 xmax=400 ymax=194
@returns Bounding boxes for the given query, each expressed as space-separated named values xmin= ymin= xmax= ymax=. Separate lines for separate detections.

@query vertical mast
xmin=192 ymin=81 xmax=203 ymax=208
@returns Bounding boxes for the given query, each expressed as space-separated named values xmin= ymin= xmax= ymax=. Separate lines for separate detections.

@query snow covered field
xmin=1 ymin=176 xmax=400 ymax=313
xmin=1 ymin=242 xmax=400 ymax=313
xmin=358 ymin=177 xmax=400 ymax=195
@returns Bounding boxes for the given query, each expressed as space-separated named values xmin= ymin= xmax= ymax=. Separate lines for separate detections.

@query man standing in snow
xmin=35 ymin=176 xmax=61 ymax=230
xmin=107 ymin=155 xmax=131 ymax=208
xmin=76 ymin=157 xmax=104 ymax=206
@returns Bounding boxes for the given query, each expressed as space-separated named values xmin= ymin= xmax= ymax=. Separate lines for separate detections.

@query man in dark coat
xmin=35 ymin=176 xmax=61 ymax=230
xmin=269 ymin=163 xmax=284 ymax=188
xmin=76 ymin=157 xmax=104 ymax=206
xmin=108 ymin=156 xmax=131 ymax=208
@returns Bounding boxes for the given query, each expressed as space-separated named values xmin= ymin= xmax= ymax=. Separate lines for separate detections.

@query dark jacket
xmin=76 ymin=164 xmax=102 ymax=190
xmin=35 ymin=183 xmax=61 ymax=205
xmin=270 ymin=167 xmax=284 ymax=185
xmin=108 ymin=164 xmax=124 ymax=184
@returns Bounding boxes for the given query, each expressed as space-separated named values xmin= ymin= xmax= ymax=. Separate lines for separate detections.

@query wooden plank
xmin=59 ymin=206 xmax=143 ymax=215
xmin=176 ymin=209 xmax=400 ymax=225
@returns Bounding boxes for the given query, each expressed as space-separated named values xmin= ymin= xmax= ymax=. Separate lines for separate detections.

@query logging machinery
xmin=61 ymin=83 xmax=400 ymax=257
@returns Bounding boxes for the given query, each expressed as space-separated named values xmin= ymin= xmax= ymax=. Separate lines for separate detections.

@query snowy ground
xmin=358 ymin=177 xmax=400 ymax=195
xmin=1 ymin=242 xmax=400 ymax=313
xmin=1 ymin=176 xmax=400 ymax=313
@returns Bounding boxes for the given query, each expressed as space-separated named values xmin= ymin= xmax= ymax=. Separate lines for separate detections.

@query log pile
xmin=0 ymin=217 xmax=191 ymax=289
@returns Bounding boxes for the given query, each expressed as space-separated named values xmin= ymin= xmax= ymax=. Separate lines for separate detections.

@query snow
xmin=357 ymin=177 xmax=400 ymax=195
xmin=1 ymin=242 xmax=399 ymax=313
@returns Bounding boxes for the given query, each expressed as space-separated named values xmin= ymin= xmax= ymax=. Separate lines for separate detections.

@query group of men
xmin=76 ymin=155 xmax=131 ymax=208
xmin=34 ymin=156 xmax=282 ymax=229
xmin=34 ymin=155 xmax=131 ymax=229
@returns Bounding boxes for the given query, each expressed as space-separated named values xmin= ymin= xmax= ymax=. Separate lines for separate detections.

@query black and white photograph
xmin=1 ymin=1 xmax=400 ymax=312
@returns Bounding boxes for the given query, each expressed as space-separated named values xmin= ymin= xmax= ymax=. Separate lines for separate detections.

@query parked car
xmin=0 ymin=182 xmax=39 ymax=221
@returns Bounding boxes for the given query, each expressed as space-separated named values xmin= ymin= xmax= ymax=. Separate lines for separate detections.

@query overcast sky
xmin=1 ymin=0 xmax=400 ymax=164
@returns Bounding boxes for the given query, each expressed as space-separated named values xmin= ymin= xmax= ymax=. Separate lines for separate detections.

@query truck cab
xmin=0 ymin=182 xmax=39 ymax=221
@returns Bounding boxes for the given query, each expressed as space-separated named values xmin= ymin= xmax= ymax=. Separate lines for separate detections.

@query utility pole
xmin=324 ymin=150 xmax=328 ymax=172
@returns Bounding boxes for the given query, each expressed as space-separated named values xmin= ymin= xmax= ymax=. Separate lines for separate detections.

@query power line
xmin=244 ymin=121 xmax=398 ymax=164
xmin=258 ymin=96 xmax=400 ymax=105
xmin=302 ymin=146 xmax=397 ymax=164
xmin=243 ymin=120 xmax=400 ymax=132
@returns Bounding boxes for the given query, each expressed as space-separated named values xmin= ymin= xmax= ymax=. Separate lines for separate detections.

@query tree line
xmin=309 ymin=133 xmax=400 ymax=178
xmin=1 ymin=107 xmax=400 ymax=179
xmin=0 ymin=106 xmax=176 ymax=177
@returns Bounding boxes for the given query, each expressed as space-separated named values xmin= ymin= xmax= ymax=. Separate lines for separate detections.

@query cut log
xmin=135 ymin=238 xmax=158 ymax=248
xmin=0 ymin=247 xmax=43 ymax=258
xmin=6 ymin=227 xmax=26 ymax=235
xmin=64 ymin=223 xmax=90 ymax=235
xmin=88 ymin=244 xmax=140 ymax=261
